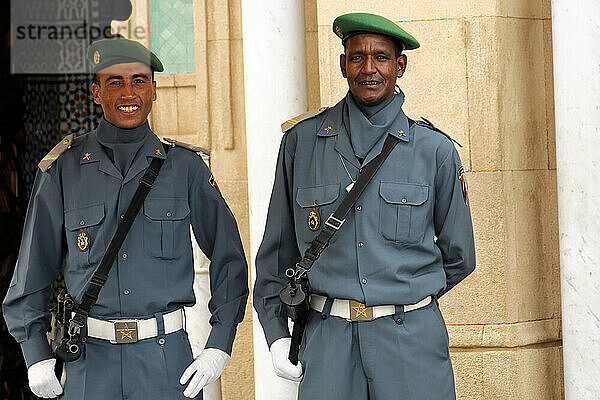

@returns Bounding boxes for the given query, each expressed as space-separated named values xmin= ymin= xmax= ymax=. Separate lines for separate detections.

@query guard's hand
xmin=27 ymin=358 xmax=63 ymax=398
xmin=270 ymin=337 xmax=303 ymax=382
xmin=179 ymin=348 xmax=229 ymax=398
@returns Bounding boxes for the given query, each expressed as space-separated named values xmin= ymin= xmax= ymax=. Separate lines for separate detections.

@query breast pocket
xmin=295 ymin=183 xmax=340 ymax=244
xmin=379 ymin=182 xmax=429 ymax=243
xmin=64 ymin=203 xmax=106 ymax=266
xmin=143 ymin=198 xmax=190 ymax=259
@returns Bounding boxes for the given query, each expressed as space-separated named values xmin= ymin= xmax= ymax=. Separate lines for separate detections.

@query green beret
xmin=333 ymin=13 xmax=420 ymax=51
xmin=86 ymin=38 xmax=164 ymax=73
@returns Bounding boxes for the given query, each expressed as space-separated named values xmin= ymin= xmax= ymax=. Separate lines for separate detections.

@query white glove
xmin=270 ymin=337 xmax=303 ymax=382
xmin=27 ymin=358 xmax=63 ymax=398
xmin=179 ymin=348 xmax=229 ymax=398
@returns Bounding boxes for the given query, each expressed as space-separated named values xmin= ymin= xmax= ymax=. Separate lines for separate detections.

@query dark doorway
xmin=0 ymin=1 xmax=103 ymax=397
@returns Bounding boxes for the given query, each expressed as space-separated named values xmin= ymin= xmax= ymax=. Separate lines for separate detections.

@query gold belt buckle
xmin=113 ymin=320 xmax=139 ymax=343
xmin=348 ymin=300 xmax=374 ymax=322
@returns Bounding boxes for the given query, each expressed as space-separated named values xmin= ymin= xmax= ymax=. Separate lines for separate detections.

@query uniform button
xmin=356 ymin=205 xmax=362 ymax=211
xmin=401 ymin=198 xmax=407 ymax=204
xmin=314 ymin=200 xmax=319 ymax=206
xmin=120 ymin=214 xmax=125 ymax=219
xmin=123 ymin=289 xmax=130 ymax=295
xmin=158 ymin=338 xmax=166 ymax=345
xmin=79 ymin=219 xmax=85 ymax=226
xmin=358 ymin=242 xmax=364 ymax=247
xmin=122 ymin=253 xmax=128 ymax=259
xmin=81 ymin=336 xmax=87 ymax=343
xmin=166 ymin=211 xmax=172 ymax=218
xmin=362 ymin=278 xmax=367 ymax=284
xmin=359 ymin=168 xmax=363 ymax=173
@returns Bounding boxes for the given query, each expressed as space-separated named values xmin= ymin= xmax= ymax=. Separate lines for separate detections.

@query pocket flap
xmin=379 ymin=182 xmax=428 ymax=206
xmin=296 ymin=184 xmax=340 ymax=208
xmin=143 ymin=198 xmax=190 ymax=220
xmin=65 ymin=203 xmax=105 ymax=231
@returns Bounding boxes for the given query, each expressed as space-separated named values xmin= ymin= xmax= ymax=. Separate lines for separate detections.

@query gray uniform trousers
xmin=61 ymin=313 xmax=201 ymax=400
xmin=298 ymin=300 xmax=455 ymax=400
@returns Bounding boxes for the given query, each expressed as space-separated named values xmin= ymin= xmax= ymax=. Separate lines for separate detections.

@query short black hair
xmin=92 ymin=70 xmax=155 ymax=86
xmin=343 ymin=34 xmax=404 ymax=58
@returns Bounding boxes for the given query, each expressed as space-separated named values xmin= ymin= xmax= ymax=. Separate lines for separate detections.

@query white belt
xmin=86 ymin=308 xmax=185 ymax=344
xmin=310 ymin=295 xmax=432 ymax=321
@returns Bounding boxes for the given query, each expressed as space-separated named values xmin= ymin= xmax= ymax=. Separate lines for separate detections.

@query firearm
xmin=279 ymin=265 xmax=310 ymax=365
xmin=50 ymin=291 xmax=82 ymax=378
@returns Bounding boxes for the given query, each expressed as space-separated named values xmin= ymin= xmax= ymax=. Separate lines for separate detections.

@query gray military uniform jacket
xmin=3 ymin=120 xmax=248 ymax=368
xmin=253 ymin=94 xmax=476 ymax=346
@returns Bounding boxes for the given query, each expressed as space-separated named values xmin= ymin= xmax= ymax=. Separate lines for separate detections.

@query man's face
xmin=91 ymin=62 xmax=156 ymax=129
xmin=340 ymin=34 xmax=407 ymax=106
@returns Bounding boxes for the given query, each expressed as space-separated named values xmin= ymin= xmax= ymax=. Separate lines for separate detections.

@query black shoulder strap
xmin=292 ymin=134 xmax=401 ymax=279
xmin=70 ymin=152 xmax=166 ymax=331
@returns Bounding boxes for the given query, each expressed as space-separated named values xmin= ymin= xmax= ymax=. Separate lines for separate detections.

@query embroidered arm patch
xmin=457 ymin=166 xmax=469 ymax=206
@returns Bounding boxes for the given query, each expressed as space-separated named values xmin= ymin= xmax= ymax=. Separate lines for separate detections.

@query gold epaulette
xmin=281 ymin=107 xmax=329 ymax=133
xmin=163 ymin=137 xmax=210 ymax=156
xmin=38 ymin=134 xmax=74 ymax=172
xmin=415 ymin=117 xmax=462 ymax=147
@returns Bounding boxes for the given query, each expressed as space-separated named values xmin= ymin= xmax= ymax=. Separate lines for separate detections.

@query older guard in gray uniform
xmin=3 ymin=38 xmax=248 ymax=399
xmin=253 ymin=13 xmax=475 ymax=400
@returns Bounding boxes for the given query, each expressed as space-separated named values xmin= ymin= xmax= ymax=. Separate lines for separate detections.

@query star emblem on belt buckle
xmin=113 ymin=320 xmax=138 ymax=343
xmin=349 ymin=300 xmax=373 ymax=321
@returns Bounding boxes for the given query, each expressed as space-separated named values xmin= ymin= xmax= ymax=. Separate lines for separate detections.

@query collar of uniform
xmin=388 ymin=107 xmax=410 ymax=143
xmin=322 ymin=98 xmax=360 ymax=168
xmin=80 ymin=122 xmax=165 ymax=182
xmin=357 ymin=101 xmax=410 ymax=167
xmin=316 ymin=101 xmax=343 ymax=137
xmin=323 ymin=96 xmax=410 ymax=140
xmin=80 ymin=120 xmax=165 ymax=165
xmin=79 ymin=130 xmax=121 ymax=179
xmin=139 ymin=129 xmax=167 ymax=160
xmin=80 ymin=134 xmax=103 ymax=165
xmin=120 ymin=127 xmax=165 ymax=185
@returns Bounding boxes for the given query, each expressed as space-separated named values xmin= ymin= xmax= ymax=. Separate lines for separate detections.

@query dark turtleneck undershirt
xmin=343 ymin=91 xmax=405 ymax=163
xmin=96 ymin=118 xmax=149 ymax=177
xmin=355 ymin=93 xmax=396 ymax=119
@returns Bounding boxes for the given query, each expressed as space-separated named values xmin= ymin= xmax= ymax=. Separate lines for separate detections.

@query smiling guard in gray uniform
xmin=3 ymin=38 xmax=248 ymax=399
xmin=253 ymin=13 xmax=476 ymax=400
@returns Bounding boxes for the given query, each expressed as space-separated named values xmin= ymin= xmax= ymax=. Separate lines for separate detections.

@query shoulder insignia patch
xmin=416 ymin=117 xmax=462 ymax=147
xmin=38 ymin=134 xmax=74 ymax=172
xmin=457 ymin=166 xmax=469 ymax=206
xmin=163 ymin=137 xmax=210 ymax=156
xmin=281 ymin=107 xmax=329 ymax=133
xmin=208 ymin=173 xmax=221 ymax=193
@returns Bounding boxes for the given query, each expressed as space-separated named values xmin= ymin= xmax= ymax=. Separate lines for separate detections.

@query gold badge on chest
xmin=77 ymin=228 xmax=90 ymax=252
xmin=308 ymin=206 xmax=320 ymax=231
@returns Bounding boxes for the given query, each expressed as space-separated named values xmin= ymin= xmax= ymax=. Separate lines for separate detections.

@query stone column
xmin=242 ymin=1 xmax=307 ymax=399
xmin=552 ymin=1 xmax=600 ymax=398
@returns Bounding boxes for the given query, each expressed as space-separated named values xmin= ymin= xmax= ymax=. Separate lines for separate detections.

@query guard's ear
xmin=91 ymin=82 xmax=101 ymax=105
xmin=340 ymin=53 xmax=347 ymax=78
xmin=396 ymin=54 xmax=407 ymax=79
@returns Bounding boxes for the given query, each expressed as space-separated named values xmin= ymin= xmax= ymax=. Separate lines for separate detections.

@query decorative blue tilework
xmin=150 ymin=0 xmax=195 ymax=74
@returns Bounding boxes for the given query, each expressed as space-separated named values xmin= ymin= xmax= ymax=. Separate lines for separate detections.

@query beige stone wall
xmin=120 ymin=1 xmax=254 ymax=399
xmin=307 ymin=0 xmax=563 ymax=398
